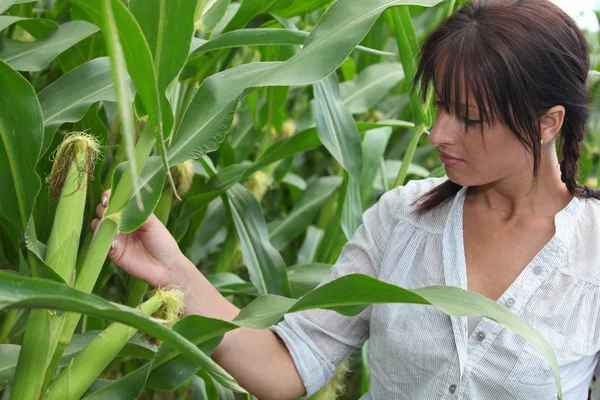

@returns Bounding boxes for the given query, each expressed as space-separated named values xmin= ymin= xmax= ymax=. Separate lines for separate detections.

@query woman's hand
xmin=91 ymin=189 xmax=188 ymax=289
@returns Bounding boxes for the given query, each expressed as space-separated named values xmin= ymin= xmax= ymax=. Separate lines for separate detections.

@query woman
xmin=92 ymin=0 xmax=600 ymax=398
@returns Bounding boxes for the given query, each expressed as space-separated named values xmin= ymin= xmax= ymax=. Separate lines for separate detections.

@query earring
xmin=541 ymin=140 xmax=544 ymax=145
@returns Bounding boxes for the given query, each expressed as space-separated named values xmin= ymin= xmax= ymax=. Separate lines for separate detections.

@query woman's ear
xmin=540 ymin=105 xmax=565 ymax=144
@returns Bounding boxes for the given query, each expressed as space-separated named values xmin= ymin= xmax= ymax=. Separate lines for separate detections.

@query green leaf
xmin=376 ymin=159 xmax=429 ymax=190
xmin=0 ymin=20 xmax=99 ymax=72
xmin=270 ymin=0 xmax=330 ymax=18
xmin=360 ymin=127 xmax=392 ymax=206
xmin=191 ymin=28 xmax=395 ymax=56
xmin=82 ymin=363 xmax=152 ymax=400
xmin=387 ymin=7 xmax=428 ymax=126
xmin=0 ymin=0 xmax=36 ymax=16
xmin=0 ymin=16 xmax=57 ymax=33
xmin=129 ymin=0 xmax=196 ymax=93
xmin=0 ymin=60 xmax=43 ymax=231
xmin=295 ymin=226 xmax=324 ymax=265
xmin=0 ymin=332 xmax=156 ymax=390
xmin=313 ymin=73 xmax=363 ymax=239
xmin=0 ymin=344 xmax=19 ymax=389
xmin=111 ymin=157 xmax=167 ymax=233
xmin=269 ymin=177 xmax=342 ymax=250
xmin=198 ymin=0 xmax=230 ymax=32
xmin=72 ymin=0 xmax=176 ymax=202
xmin=221 ymin=0 xmax=280 ymax=33
xmin=38 ymin=57 xmax=127 ymax=160
xmin=167 ymin=0 xmax=436 ymax=196
xmin=0 ymin=271 xmax=244 ymax=392
xmin=226 ymin=184 xmax=292 ymax=296
xmin=287 ymin=263 xmax=332 ymax=297
xmin=174 ymin=120 xmax=412 ymax=228
xmin=340 ymin=62 xmax=404 ymax=114
xmin=100 ymin=0 xmax=144 ymax=210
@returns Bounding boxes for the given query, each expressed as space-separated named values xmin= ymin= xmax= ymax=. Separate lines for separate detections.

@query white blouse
xmin=270 ymin=177 xmax=600 ymax=399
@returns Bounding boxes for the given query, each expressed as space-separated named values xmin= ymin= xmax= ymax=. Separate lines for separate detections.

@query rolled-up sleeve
xmin=269 ymin=186 xmax=400 ymax=398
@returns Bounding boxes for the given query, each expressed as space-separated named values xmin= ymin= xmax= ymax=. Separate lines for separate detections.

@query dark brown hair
xmin=412 ymin=0 xmax=600 ymax=216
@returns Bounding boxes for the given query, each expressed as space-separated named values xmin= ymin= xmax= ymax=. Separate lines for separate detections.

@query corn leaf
xmin=225 ymin=184 xmax=292 ymax=296
xmin=129 ymin=0 xmax=196 ymax=95
xmin=0 ymin=60 xmax=43 ymax=231
xmin=0 ymin=271 xmax=244 ymax=392
xmin=0 ymin=20 xmax=99 ymax=72
xmin=191 ymin=28 xmax=395 ymax=56
xmin=38 ymin=57 xmax=129 ymax=160
xmin=360 ymin=127 xmax=392 ymax=206
xmin=269 ymin=177 xmax=342 ymax=250
xmin=111 ymin=157 xmax=167 ymax=233
xmin=340 ymin=62 xmax=404 ymax=114
xmin=313 ymin=73 xmax=363 ymax=239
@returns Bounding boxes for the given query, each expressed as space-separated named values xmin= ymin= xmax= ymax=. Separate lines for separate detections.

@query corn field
xmin=0 ymin=0 xmax=599 ymax=399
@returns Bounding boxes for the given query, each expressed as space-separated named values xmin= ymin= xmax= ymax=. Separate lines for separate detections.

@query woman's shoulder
xmin=380 ymin=177 xmax=452 ymax=232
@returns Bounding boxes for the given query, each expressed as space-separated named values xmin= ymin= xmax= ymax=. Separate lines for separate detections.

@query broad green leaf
xmin=376 ymin=159 xmax=430 ymax=190
xmin=221 ymin=0 xmax=283 ymax=33
xmin=166 ymin=0 xmax=436 ymax=199
xmin=154 ymin=274 xmax=562 ymax=400
xmin=0 ymin=16 xmax=57 ymax=33
xmin=0 ymin=20 xmax=99 ymax=72
xmin=387 ymin=7 xmax=428 ymax=126
xmin=340 ymin=62 xmax=404 ymax=114
xmin=38 ymin=57 xmax=127 ymax=160
xmin=174 ymin=120 xmax=412 ymax=227
xmin=198 ymin=0 xmax=230 ymax=32
xmin=111 ymin=157 xmax=167 ymax=233
xmin=101 ymin=0 xmax=144 ymax=209
xmin=270 ymin=0 xmax=331 ymax=18
xmin=313 ymin=73 xmax=363 ymax=239
xmin=0 ymin=60 xmax=42 ymax=231
xmin=226 ymin=184 xmax=292 ymax=296
xmin=269 ymin=177 xmax=342 ymax=250
xmin=0 ymin=344 xmax=18 ymax=389
xmin=191 ymin=28 xmax=396 ymax=56
xmin=0 ymin=0 xmax=36 ymax=15
xmin=0 ymin=333 xmax=156 ymax=390
xmin=82 ymin=363 xmax=152 ymax=400
xmin=360 ymin=127 xmax=392 ymax=206
xmin=295 ymin=226 xmax=324 ymax=265
xmin=146 ymin=333 xmax=222 ymax=391
xmin=287 ymin=263 xmax=332 ymax=297
xmin=0 ymin=271 xmax=243 ymax=392
xmin=129 ymin=0 xmax=196 ymax=93
xmin=72 ymin=0 xmax=176 ymax=201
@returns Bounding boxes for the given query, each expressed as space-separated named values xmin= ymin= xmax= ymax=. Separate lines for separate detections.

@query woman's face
xmin=429 ymin=92 xmax=531 ymax=187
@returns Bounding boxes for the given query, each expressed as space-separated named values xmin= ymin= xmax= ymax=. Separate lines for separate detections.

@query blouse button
xmin=448 ymin=384 xmax=457 ymax=394
xmin=477 ymin=331 xmax=486 ymax=341
xmin=506 ymin=297 xmax=515 ymax=307
xmin=533 ymin=266 xmax=542 ymax=275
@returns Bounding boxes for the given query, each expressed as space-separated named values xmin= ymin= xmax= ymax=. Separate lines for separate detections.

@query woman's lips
xmin=439 ymin=151 xmax=464 ymax=166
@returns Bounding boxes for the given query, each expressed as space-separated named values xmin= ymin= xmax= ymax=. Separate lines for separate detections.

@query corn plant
xmin=0 ymin=0 xmax=597 ymax=399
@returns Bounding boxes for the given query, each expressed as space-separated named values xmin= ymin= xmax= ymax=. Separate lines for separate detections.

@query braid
xmin=560 ymin=113 xmax=600 ymax=200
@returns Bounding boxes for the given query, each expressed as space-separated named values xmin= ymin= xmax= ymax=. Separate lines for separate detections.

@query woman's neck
xmin=466 ymin=151 xmax=573 ymax=218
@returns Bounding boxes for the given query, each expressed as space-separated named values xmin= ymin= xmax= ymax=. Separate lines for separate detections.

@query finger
xmin=101 ymin=189 xmax=112 ymax=207
xmin=91 ymin=218 xmax=99 ymax=232
xmin=108 ymin=231 xmax=126 ymax=262
xmin=96 ymin=202 xmax=107 ymax=219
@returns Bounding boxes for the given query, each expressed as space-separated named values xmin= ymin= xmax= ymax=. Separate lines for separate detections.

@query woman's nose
xmin=429 ymin=112 xmax=459 ymax=147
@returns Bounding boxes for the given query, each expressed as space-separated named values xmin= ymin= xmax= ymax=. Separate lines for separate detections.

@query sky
xmin=550 ymin=0 xmax=598 ymax=31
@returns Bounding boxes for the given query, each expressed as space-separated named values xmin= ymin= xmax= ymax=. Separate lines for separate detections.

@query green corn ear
xmin=10 ymin=133 xmax=100 ymax=400
xmin=43 ymin=287 xmax=184 ymax=400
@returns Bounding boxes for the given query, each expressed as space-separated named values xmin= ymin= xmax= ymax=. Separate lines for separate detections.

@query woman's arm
xmin=92 ymin=190 xmax=305 ymax=400
xmin=170 ymin=256 xmax=306 ymax=400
